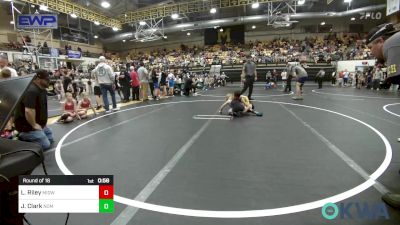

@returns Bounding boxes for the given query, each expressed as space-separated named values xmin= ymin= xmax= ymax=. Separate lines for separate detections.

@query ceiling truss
xmin=120 ymin=0 xmax=285 ymax=24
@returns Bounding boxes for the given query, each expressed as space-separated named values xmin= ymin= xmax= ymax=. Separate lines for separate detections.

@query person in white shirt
xmin=137 ymin=62 xmax=149 ymax=100
xmin=167 ymin=70 xmax=175 ymax=96
xmin=0 ymin=55 xmax=18 ymax=77
xmin=343 ymin=70 xmax=349 ymax=86
xmin=281 ymin=70 xmax=287 ymax=89
xmin=92 ymin=56 xmax=118 ymax=113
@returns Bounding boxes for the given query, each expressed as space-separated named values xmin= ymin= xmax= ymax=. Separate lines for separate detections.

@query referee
xmin=241 ymin=55 xmax=257 ymax=100
xmin=367 ymin=23 xmax=400 ymax=209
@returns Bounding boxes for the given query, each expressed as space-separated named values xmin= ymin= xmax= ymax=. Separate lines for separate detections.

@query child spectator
xmin=77 ymin=93 xmax=96 ymax=119
xmin=59 ymin=92 xmax=80 ymax=123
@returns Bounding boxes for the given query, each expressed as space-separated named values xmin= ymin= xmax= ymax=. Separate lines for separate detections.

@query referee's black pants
xmin=241 ymin=75 xmax=255 ymax=99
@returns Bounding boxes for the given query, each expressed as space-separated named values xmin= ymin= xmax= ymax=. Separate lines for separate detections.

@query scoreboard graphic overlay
xmin=18 ymin=175 xmax=114 ymax=213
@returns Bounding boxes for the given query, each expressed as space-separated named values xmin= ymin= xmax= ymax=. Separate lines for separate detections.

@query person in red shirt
xmin=77 ymin=92 xmax=96 ymax=119
xmin=130 ymin=66 xmax=140 ymax=101
xmin=59 ymin=92 xmax=80 ymax=123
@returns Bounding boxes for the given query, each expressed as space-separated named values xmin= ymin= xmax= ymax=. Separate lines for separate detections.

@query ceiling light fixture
xmin=297 ymin=0 xmax=305 ymax=5
xmin=252 ymin=25 xmax=256 ymax=29
xmin=351 ymin=17 xmax=355 ymax=21
xmin=70 ymin=13 xmax=77 ymax=18
xmin=94 ymin=21 xmax=100 ymax=25
xmin=39 ymin=5 xmax=49 ymax=11
xmin=210 ymin=8 xmax=217 ymax=14
xmin=139 ymin=21 xmax=146 ymax=26
xmin=320 ymin=21 xmax=326 ymax=26
xmin=101 ymin=1 xmax=110 ymax=8
xmin=251 ymin=2 xmax=259 ymax=9
xmin=171 ymin=13 xmax=179 ymax=19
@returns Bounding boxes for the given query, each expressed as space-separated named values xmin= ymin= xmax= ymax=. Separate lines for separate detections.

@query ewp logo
xmin=322 ymin=202 xmax=389 ymax=220
xmin=17 ymin=14 xmax=58 ymax=29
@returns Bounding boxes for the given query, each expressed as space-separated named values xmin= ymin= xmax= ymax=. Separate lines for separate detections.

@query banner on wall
xmin=204 ymin=25 xmax=244 ymax=45
xmin=387 ymin=0 xmax=400 ymax=15
xmin=17 ymin=14 xmax=58 ymax=29
xmin=67 ymin=50 xmax=81 ymax=59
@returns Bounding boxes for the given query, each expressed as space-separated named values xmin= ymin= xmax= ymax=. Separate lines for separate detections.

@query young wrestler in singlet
xmin=77 ymin=92 xmax=97 ymax=119
xmin=60 ymin=92 xmax=80 ymax=123
xmin=218 ymin=91 xmax=263 ymax=117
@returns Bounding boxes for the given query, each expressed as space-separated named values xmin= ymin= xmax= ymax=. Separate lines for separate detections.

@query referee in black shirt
xmin=241 ymin=55 xmax=258 ymax=100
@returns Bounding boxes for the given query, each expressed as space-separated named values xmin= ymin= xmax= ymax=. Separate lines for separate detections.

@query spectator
xmin=118 ymin=67 xmax=131 ymax=103
xmin=316 ymin=69 xmax=325 ymax=89
xmin=284 ymin=67 xmax=292 ymax=93
xmin=130 ymin=66 xmax=140 ymax=101
xmin=343 ymin=70 xmax=349 ymax=86
xmin=167 ymin=70 xmax=175 ymax=96
xmin=137 ymin=62 xmax=149 ymax=101
xmin=151 ymin=67 xmax=161 ymax=100
xmin=114 ymin=72 xmax=123 ymax=100
xmin=0 ymin=68 xmax=11 ymax=79
xmin=372 ymin=67 xmax=383 ymax=90
xmin=87 ymin=79 xmax=93 ymax=95
xmin=14 ymin=69 xmax=54 ymax=150
xmin=54 ymin=80 xmax=64 ymax=102
xmin=0 ymin=55 xmax=18 ymax=77
xmin=331 ymin=71 xmax=336 ymax=86
xmin=281 ymin=70 xmax=287 ymax=90
xmin=91 ymin=68 xmax=103 ymax=110
xmin=92 ymin=56 xmax=119 ymax=113
xmin=159 ymin=68 xmax=167 ymax=97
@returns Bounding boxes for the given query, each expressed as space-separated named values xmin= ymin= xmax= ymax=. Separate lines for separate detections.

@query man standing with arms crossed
xmin=366 ymin=23 xmax=400 ymax=209
xmin=241 ymin=55 xmax=257 ymax=100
